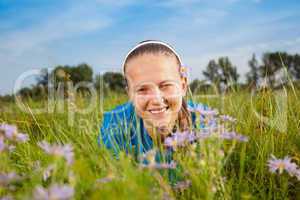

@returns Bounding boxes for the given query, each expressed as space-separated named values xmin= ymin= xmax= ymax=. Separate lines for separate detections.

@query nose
xmin=150 ymin=87 xmax=165 ymax=104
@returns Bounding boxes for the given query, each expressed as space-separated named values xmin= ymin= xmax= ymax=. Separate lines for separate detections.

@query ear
xmin=179 ymin=65 xmax=188 ymax=95
xmin=180 ymin=76 xmax=188 ymax=96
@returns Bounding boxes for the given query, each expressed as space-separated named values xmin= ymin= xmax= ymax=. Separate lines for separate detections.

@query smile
xmin=148 ymin=106 xmax=169 ymax=114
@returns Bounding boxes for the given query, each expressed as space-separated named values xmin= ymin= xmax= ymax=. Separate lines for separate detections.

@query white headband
xmin=122 ymin=40 xmax=183 ymax=75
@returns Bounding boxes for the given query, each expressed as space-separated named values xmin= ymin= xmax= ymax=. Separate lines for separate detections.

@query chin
xmin=151 ymin=120 xmax=173 ymax=130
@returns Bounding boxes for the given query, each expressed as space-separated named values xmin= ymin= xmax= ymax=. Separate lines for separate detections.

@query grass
xmin=0 ymin=88 xmax=300 ymax=200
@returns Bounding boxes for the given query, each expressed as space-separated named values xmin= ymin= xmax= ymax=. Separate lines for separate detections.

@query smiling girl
xmin=98 ymin=40 xmax=203 ymax=158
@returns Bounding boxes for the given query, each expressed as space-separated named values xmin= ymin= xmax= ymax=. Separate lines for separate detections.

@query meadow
xmin=0 ymin=87 xmax=300 ymax=200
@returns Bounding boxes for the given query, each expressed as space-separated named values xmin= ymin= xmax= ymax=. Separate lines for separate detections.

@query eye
xmin=136 ymin=87 xmax=148 ymax=94
xmin=160 ymin=83 xmax=174 ymax=89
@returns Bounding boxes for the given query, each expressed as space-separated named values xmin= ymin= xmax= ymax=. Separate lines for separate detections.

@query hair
xmin=123 ymin=40 xmax=191 ymax=132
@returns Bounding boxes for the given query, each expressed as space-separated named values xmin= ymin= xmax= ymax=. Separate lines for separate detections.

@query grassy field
xmin=0 ymin=88 xmax=300 ymax=200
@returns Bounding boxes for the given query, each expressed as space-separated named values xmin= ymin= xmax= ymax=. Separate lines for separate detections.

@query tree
xmin=94 ymin=72 xmax=126 ymax=93
xmin=259 ymin=52 xmax=294 ymax=88
xmin=218 ymin=57 xmax=239 ymax=86
xmin=246 ymin=54 xmax=259 ymax=88
xmin=202 ymin=59 xmax=221 ymax=90
xmin=36 ymin=68 xmax=50 ymax=87
xmin=71 ymin=63 xmax=93 ymax=84
xmin=291 ymin=54 xmax=300 ymax=80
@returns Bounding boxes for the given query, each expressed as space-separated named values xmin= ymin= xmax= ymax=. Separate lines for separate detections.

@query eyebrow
xmin=133 ymin=80 xmax=176 ymax=90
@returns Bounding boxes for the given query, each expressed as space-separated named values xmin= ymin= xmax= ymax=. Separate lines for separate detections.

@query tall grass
xmin=0 ymin=88 xmax=299 ymax=199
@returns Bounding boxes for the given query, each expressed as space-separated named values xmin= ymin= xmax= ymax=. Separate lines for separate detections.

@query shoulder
xmin=101 ymin=101 xmax=134 ymax=130
xmin=187 ymin=100 xmax=210 ymax=111
xmin=98 ymin=101 xmax=136 ymax=152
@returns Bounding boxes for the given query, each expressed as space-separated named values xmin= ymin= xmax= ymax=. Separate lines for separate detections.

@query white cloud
xmin=0 ymin=3 xmax=112 ymax=58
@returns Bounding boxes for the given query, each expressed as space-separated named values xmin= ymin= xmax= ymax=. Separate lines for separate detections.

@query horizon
xmin=1 ymin=0 xmax=300 ymax=95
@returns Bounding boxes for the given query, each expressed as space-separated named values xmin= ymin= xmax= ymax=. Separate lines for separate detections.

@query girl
xmin=98 ymin=40 xmax=205 ymax=159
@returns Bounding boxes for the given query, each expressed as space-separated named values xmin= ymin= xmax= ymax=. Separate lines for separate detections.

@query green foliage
xmin=1 ymin=87 xmax=300 ymax=199
xmin=94 ymin=72 xmax=126 ymax=94
xmin=246 ymin=54 xmax=259 ymax=88
xmin=202 ymin=57 xmax=239 ymax=91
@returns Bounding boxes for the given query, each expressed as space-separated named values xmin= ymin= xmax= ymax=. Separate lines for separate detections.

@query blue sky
xmin=0 ymin=0 xmax=300 ymax=95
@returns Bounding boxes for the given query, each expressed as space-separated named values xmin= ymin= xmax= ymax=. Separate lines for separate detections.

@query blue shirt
xmin=98 ymin=100 xmax=208 ymax=160
xmin=98 ymin=100 xmax=211 ymax=185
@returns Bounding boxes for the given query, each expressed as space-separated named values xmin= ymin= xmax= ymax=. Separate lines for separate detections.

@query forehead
xmin=125 ymin=53 xmax=180 ymax=86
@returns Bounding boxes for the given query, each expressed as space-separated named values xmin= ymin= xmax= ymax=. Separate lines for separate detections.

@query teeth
xmin=149 ymin=107 xmax=167 ymax=114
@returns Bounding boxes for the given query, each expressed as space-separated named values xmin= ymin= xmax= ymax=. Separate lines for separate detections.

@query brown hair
xmin=123 ymin=40 xmax=191 ymax=132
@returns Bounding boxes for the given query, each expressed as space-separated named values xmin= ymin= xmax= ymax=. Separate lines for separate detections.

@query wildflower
xmin=0 ymin=196 xmax=13 ymax=200
xmin=148 ymin=161 xmax=177 ymax=169
xmin=96 ymin=176 xmax=114 ymax=184
xmin=139 ymin=150 xmax=177 ymax=170
xmin=33 ymin=184 xmax=74 ymax=200
xmin=7 ymin=145 xmax=16 ymax=152
xmin=196 ymin=128 xmax=214 ymax=139
xmin=219 ymin=115 xmax=237 ymax=123
xmin=220 ymin=131 xmax=249 ymax=142
xmin=200 ymin=109 xmax=219 ymax=116
xmin=14 ymin=132 xmax=29 ymax=143
xmin=267 ymin=155 xmax=298 ymax=176
xmin=96 ymin=172 xmax=115 ymax=184
xmin=0 ymin=172 xmax=20 ymax=186
xmin=38 ymin=141 xmax=74 ymax=166
xmin=0 ymin=123 xmax=29 ymax=143
xmin=43 ymin=164 xmax=55 ymax=181
xmin=164 ymin=131 xmax=196 ymax=148
xmin=180 ymin=65 xmax=188 ymax=78
xmin=187 ymin=104 xmax=218 ymax=116
xmin=33 ymin=160 xmax=41 ymax=171
xmin=138 ymin=149 xmax=156 ymax=165
xmin=0 ymin=137 xmax=5 ymax=152
xmin=294 ymin=169 xmax=300 ymax=181
xmin=0 ymin=124 xmax=17 ymax=138
xmin=173 ymin=180 xmax=192 ymax=191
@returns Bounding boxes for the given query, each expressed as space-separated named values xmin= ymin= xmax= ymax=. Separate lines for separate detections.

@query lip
xmin=148 ymin=106 xmax=169 ymax=114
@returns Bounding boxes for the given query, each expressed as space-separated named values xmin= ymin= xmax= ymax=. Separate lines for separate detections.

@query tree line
xmin=1 ymin=51 xmax=300 ymax=102
xmin=191 ymin=51 xmax=300 ymax=93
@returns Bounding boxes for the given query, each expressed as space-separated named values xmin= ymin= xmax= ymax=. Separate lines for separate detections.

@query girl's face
xmin=125 ymin=53 xmax=187 ymax=135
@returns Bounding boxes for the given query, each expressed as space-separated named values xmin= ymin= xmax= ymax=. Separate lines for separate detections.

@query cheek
xmin=133 ymin=97 xmax=148 ymax=113
xmin=167 ymin=96 xmax=182 ymax=112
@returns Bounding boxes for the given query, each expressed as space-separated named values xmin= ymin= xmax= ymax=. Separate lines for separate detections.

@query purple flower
xmin=0 ymin=172 xmax=20 ymax=186
xmin=220 ymin=131 xmax=249 ymax=142
xmin=0 ymin=137 xmax=5 ymax=152
xmin=15 ymin=133 xmax=29 ymax=142
xmin=173 ymin=180 xmax=192 ymax=191
xmin=96 ymin=177 xmax=114 ymax=184
xmin=34 ymin=184 xmax=74 ymax=200
xmin=152 ymin=161 xmax=177 ymax=169
xmin=0 ymin=196 xmax=13 ymax=200
xmin=180 ymin=65 xmax=188 ymax=78
xmin=96 ymin=172 xmax=117 ymax=184
xmin=187 ymin=104 xmax=218 ymax=116
xmin=196 ymin=130 xmax=212 ymax=139
xmin=43 ymin=164 xmax=55 ymax=181
xmin=140 ymin=161 xmax=177 ymax=170
xmin=0 ymin=124 xmax=17 ymax=138
xmin=267 ymin=155 xmax=298 ymax=175
xmin=219 ymin=115 xmax=237 ymax=123
xmin=294 ymin=169 xmax=300 ymax=181
xmin=164 ymin=131 xmax=196 ymax=148
xmin=139 ymin=150 xmax=177 ymax=170
xmin=38 ymin=141 xmax=74 ymax=166
xmin=0 ymin=123 xmax=29 ymax=143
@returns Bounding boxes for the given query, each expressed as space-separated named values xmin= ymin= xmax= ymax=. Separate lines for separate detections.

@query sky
xmin=0 ymin=0 xmax=300 ymax=95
